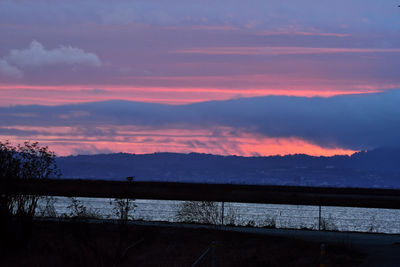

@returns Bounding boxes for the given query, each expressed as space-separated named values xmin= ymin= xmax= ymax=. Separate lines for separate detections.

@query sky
xmin=1 ymin=0 xmax=400 ymax=156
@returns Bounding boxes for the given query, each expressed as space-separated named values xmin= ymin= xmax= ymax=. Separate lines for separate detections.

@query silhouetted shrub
xmin=64 ymin=197 xmax=100 ymax=220
xmin=176 ymin=201 xmax=239 ymax=225
xmin=176 ymin=201 xmax=221 ymax=224
xmin=262 ymin=216 xmax=277 ymax=228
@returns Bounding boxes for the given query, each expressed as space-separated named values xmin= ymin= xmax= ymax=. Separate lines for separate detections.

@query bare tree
xmin=13 ymin=141 xmax=60 ymax=217
xmin=0 ymin=141 xmax=60 ymax=216
xmin=0 ymin=141 xmax=20 ymax=220
xmin=111 ymin=198 xmax=136 ymax=221
xmin=0 ymin=140 xmax=60 ymax=246
xmin=110 ymin=177 xmax=137 ymax=221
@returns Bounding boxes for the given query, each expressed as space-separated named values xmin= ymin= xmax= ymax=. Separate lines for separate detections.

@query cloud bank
xmin=1 ymin=90 xmax=399 ymax=151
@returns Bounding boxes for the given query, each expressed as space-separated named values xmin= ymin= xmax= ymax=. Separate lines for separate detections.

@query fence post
xmin=211 ymin=241 xmax=216 ymax=267
xmin=318 ymin=205 xmax=322 ymax=231
xmin=320 ymin=243 xmax=326 ymax=267
xmin=221 ymin=202 xmax=224 ymax=225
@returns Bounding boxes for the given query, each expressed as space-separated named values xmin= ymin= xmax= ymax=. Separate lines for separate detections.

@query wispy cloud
xmin=0 ymin=82 xmax=389 ymax=107
xmin=256 ymin=31 xmax=349 ymax=37
xmin=180 ymin=46 xmax=400 ymax=56
xmin=165 ymin=25 xmax=238 ymax=31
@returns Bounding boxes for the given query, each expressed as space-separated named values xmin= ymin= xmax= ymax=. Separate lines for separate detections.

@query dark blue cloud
xmin=1 ymin=90 xmax=400 ymax=150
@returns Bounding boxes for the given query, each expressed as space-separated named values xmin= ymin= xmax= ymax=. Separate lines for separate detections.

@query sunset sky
xmin=1 ymin=1 xmax=400 ymax=156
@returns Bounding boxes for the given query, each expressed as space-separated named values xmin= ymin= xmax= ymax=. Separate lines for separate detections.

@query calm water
xmin=37 ymin=197 xmax=400 ymax=234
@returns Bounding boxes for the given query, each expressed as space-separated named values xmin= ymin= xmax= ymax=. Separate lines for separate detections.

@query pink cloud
xmin=0 ymin=82 xmax=389 ymax=106
xmin=256 ymin=30 xmax=349 ymax=37
xmin=180 ymin=46 xmax=400 ymax=56
xmin=165 ymin=25 xmax=238 ymax=31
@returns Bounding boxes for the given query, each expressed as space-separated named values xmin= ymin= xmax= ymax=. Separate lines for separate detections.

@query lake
xmin=37 ymin=197 xmax=400 ymax=234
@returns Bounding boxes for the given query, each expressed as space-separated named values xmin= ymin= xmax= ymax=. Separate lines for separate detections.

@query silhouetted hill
xmin=56 ymin=148 xmax=400 ymax=188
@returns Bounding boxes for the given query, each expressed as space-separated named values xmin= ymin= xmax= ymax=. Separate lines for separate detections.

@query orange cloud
xmin=1 ymin=125 xmax=356 ymax=156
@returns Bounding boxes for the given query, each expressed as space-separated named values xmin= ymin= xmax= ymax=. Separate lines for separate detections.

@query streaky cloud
xmin=180 ymin=46 xmax=400 ymax=56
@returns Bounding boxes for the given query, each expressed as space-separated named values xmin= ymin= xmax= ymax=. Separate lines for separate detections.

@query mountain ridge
xmin=57 ymin=148 xmax=400 ymax=188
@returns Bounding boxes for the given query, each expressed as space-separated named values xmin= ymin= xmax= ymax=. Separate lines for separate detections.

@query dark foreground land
xmin=8 ymin=179 xmax=400 ymax=209
xmin=1 ymin=220 xmax=364 ymax=267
